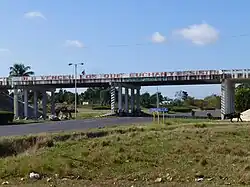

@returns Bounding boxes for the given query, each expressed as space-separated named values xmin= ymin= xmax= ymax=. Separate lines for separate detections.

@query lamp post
xmin=68 ymin=62 xmax=84 ymax=119
xmin=156 ymin=87 xmax=159 ymax=108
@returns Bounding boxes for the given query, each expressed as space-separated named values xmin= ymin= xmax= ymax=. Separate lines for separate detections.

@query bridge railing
xmin=1 ymin=69 xmax=250 ymax=87
xmin=0 ymin=77 xmax=10 ymax=86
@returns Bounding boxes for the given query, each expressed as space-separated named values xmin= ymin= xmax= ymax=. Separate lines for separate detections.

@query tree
xmin=175 ymin=90 xmax=188 ymax=101
xmin=235 ymin=84 xmax=250 ymax=112
xmin=8 ymin=63 xmax=35 ymax=102
xmin=100 ymin=88 xmax=110 ymax=106
xmin=9 ymin=63 xmax=34 ymax=77
xmin=150 ymin=92 xmax=164 ymax=106
xmin=140 ymin=92 xmax=151 ymax=108
xmin=184 ymin=96 xmax=195 ymax=106
xmin=204 ymin=94 xmax=221 ymax=109
xmin=80 ymin=87 xmax=111 ymax=105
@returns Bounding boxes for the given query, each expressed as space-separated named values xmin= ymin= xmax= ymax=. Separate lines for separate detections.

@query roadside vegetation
xmin=0 ymin=119 xmax=249 ymax=186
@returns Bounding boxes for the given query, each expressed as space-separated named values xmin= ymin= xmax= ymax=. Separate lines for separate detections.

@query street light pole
xmin=156 ymin=87 xmax=159 ymax=108
xmin=68 ymin=62 xmax=84 ymax=119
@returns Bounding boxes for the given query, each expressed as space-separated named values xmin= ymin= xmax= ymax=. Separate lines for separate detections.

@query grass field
xmin=76 ymin=108 xmax=110 ymax=119
xmin=0 ymin=119 xmax=250 ymax=186
xmin=10 ymin=108 xmax=111 ymax=124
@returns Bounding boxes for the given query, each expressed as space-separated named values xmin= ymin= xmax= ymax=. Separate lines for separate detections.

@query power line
xmin=231 ymin=33 xmax=250 ymax=38
xmin=82 ymin=32 xmax=250 ymax=49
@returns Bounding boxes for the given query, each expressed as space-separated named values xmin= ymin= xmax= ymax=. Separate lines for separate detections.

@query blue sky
xmin=1 ymin=0 xmax=250 ymax=98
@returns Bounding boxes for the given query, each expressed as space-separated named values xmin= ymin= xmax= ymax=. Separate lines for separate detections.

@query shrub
xmin=170 ymin=106 xmax=192 ymax=113
xmin=0 ymin=111 xmax=14 ymax=125
xmin=92 ymin=105 xmax=111 ymax=110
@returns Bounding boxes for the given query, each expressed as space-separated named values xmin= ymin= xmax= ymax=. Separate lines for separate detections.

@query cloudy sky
xmin=0 ymin=0 xmax=250 ymax=98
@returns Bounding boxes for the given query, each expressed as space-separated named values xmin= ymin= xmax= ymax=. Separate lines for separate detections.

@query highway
xmin=0 ymin=117 xmax=152 ymax=137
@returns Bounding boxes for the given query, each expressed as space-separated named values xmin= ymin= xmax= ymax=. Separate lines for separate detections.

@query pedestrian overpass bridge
xmin=0 ymin=68 xmax=249 ymax=120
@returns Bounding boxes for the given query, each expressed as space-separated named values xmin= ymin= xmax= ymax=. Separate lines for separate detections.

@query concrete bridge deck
xmin=0 ymin=68 xmax=248 ymax=120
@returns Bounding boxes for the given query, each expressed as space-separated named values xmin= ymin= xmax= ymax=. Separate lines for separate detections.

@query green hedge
xmin=92 ymin=105 xmax=111 ymax=110
xmin=170 ymin=106 xmax=192 ymax=113
xmin=0 ymin=111 xmax=14 ymax=125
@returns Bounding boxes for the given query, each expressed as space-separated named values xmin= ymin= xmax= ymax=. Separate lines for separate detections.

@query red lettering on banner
xmin=63 ymin=75 xmax=69 ymax=79
xmin=113 ymin=73 xmax=123 ymax=78
xmin=147 ymin=72 xmax=153 ymax=77
xmin=189 ymin=71 xmax=195 ymax=75
xmin=88 ymin=74 xmax=97 ymax=79
xmin=129 ymin=72 xmax=166 ymax=78
xmin=22 ymin=77 xmax=29 ymax=81
xmin=129 ymin=73 xmax=135 ymax=77
xmin=198 ymin=71 xmax=203 ymax=75
xmin=40 ymin=75 xmax=67 ymax=80
xmin=85 ymin=75 xmax=91 ymax=79
xmin=166 ymin=72 xmax=174 ymax=76
xmin=103 ymin=73 xmax=124 ymax=79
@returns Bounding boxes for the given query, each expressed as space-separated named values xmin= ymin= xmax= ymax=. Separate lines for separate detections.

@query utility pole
xmin=68 ymin=62 xmax=84 ymax=119
xmin=156 ymin=86 xmax=159 ymax=108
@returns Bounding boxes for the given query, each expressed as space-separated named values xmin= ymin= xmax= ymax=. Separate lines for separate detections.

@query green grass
xmin=76 ymin=108 xmax=111 ymax=119
xmin=9 ymin=108 xmax=111 ymax=125
xmin=1 ymin=120 xmax=250 ymax=186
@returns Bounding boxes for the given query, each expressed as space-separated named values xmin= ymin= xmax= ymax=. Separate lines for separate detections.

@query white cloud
xmin=65 ymin=40 xmax=84 ymax=48
xmin=151 ymin=32 xmax=166 ymax=43
xmin=24 ymin=11 xmax=46 ymax=20
xmin=173 ymin=22 xmax=219 ymax=45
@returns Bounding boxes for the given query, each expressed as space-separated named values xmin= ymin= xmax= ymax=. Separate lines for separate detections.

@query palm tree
xmin=9 ymin=63 xmax=34 ymax=77
xmin=8 ymin=63 xmax=35 ymax=101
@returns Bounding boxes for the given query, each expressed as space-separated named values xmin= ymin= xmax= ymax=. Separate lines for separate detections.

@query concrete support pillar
xmin=124 ymin=87 xmax=129 ymax=114
xmin=23 ymin=89 xmax=28 ymax=118
xmin=51 ymin=90 xmax=55 ymax=115
xmin=136 ymin=87 xmax=141 ymax=111
xmin=33 ymin=91 xmax=38 ymax=119
xmin=110 ymin=85 xmax=116 ymax=113
xmin=118 ymin=85 xmax=123 ymax=114
xmin=42 ymin=91 xmax=47 ymax=119
xmin=13 ymin=89 xmax=19 ymax=119
xmin=221 ymin=80 xmax=235 ymax=119
xmin=131 ymin=88 xmax=135 ymax=113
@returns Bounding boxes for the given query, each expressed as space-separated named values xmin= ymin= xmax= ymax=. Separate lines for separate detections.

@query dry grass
xmin=0 ymin=120 xmax=250 ymax=186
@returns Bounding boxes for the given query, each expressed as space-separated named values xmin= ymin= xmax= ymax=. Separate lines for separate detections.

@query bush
xmin=0 ymin=111 xmax=14 ymax=125
xmin=170 ymin=106 xmax=192 ymax=113
xmin=92 ymin=105 xmax=111 ymax=110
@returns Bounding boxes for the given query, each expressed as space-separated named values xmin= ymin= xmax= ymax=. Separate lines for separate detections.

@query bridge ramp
xmin=0 ymin=93 xmax=42 ymax=118
xmin=232 ymin=109 xmax=250 ymax=121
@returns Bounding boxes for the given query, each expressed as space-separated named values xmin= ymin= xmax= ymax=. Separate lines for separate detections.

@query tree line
xmin=4 ymin=63 xmax=250 ymax=112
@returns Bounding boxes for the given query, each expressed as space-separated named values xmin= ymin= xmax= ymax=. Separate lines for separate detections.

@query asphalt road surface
xmin=0 ymin=117 xmax=152 ymax=137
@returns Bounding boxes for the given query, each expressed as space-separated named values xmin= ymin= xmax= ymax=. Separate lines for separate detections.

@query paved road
xmin=0 ymin=117 xmax=152 ymax=137
xmin=165 ymin=109 xmax=221 ymax=118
